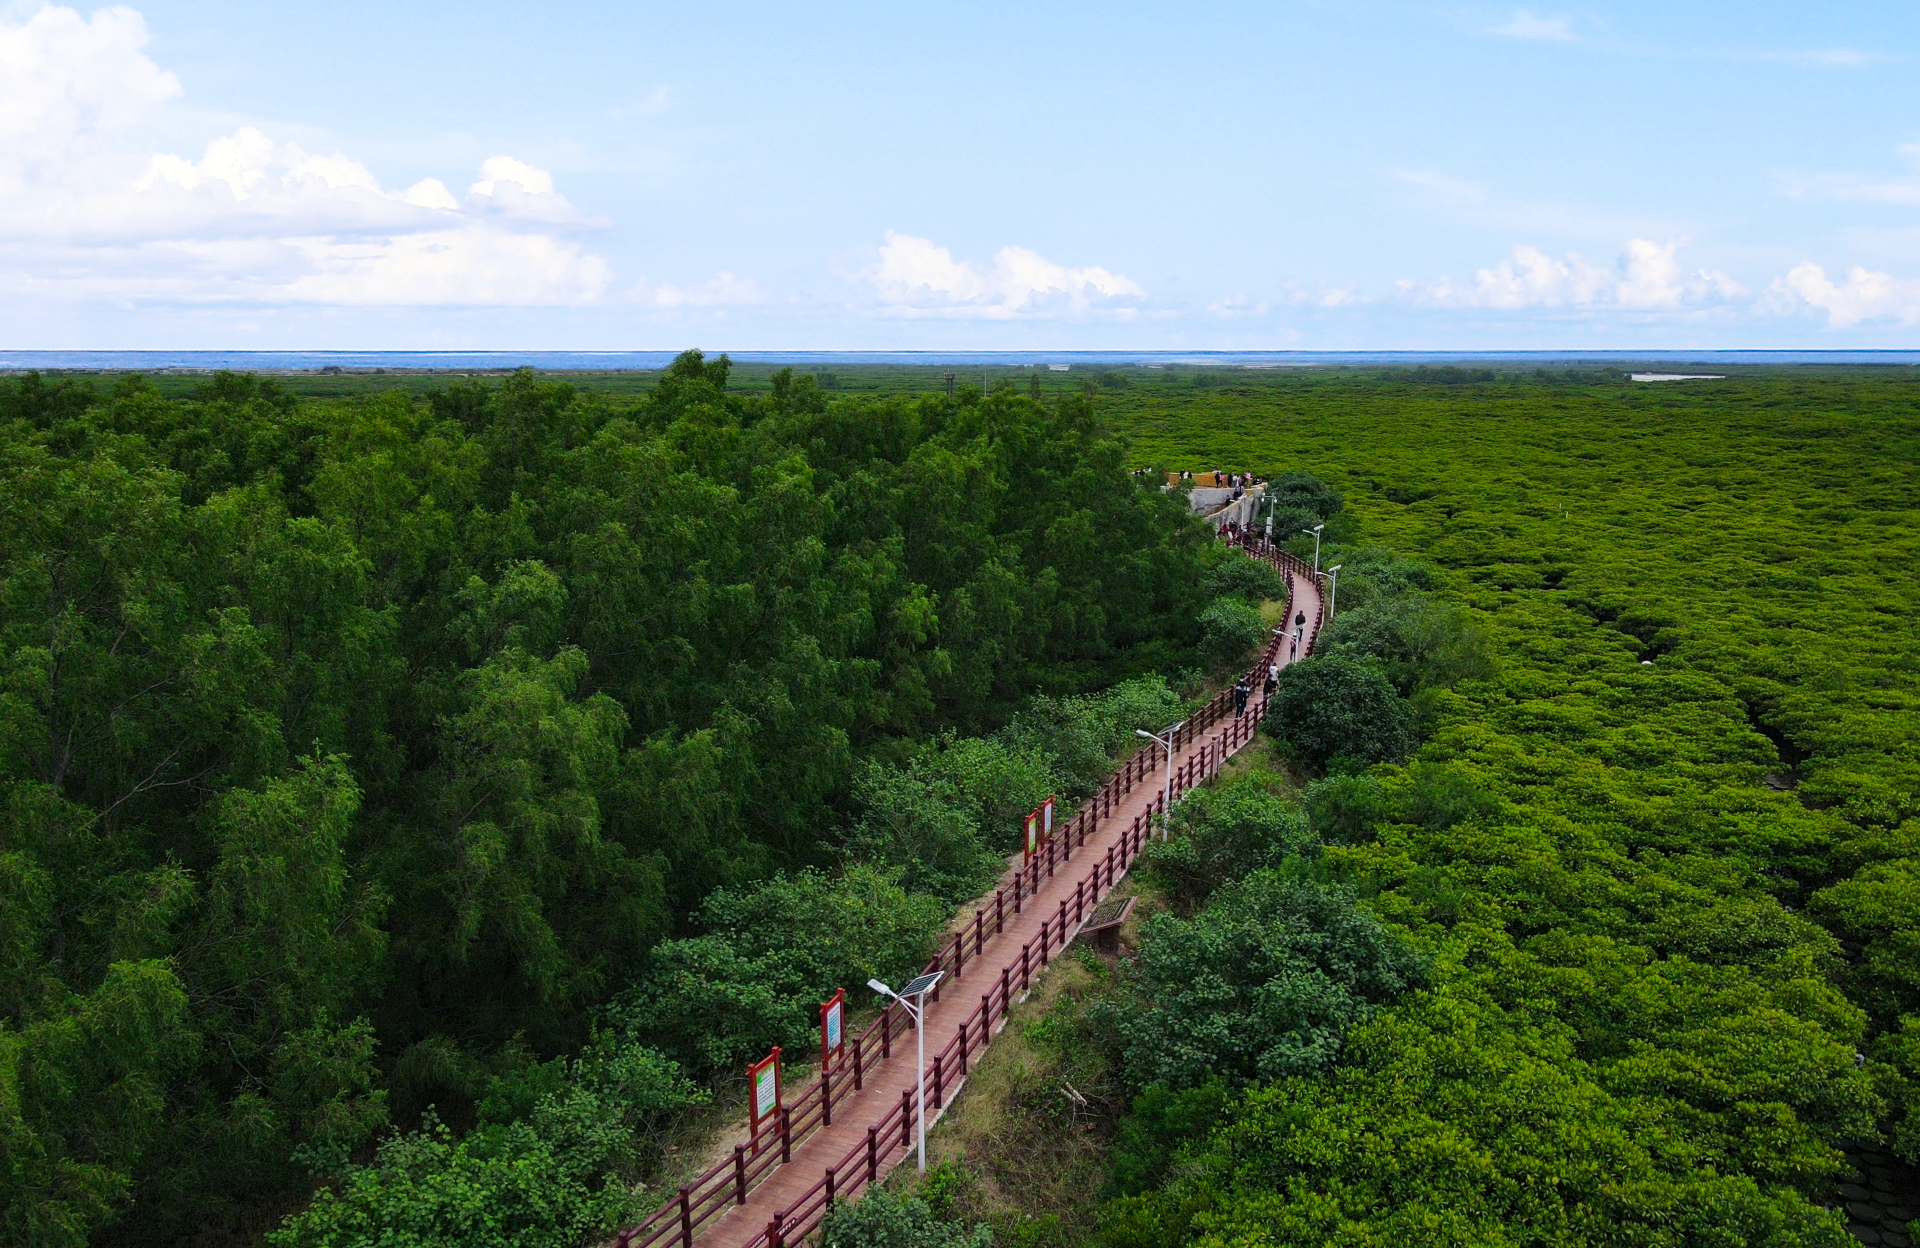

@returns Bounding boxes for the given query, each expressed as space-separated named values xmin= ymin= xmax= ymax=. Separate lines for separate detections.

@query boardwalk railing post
xmin=769 ymin=1212 xmax=784 ymax=1248
xmin=867 ymin=1126 xmax=878 ymax=1184
xmin=958 ymin=1021 xmax=968 ymax=1075
xmin=734 ymin=1145 xmax=748 ymax=1205
xmin=901 ymin=1090 xmax=912 ymax=1146
xmin=822 ymin=1063 xmax=832 ymax=1128
xmin=882 ymin=1008 xmax=891 ymax=1060
xmin=853 ymin=1037 xmax=863 ymax=1091
xmin=826 ymin=1166 xmax=836 ymax=1213
xmin=780 ymin=1106 xmax=791 ymax=1163
xmin=679 ymin=1186 xmax=692 ymax=1246
xmin=933 ymin=1053 xmax=944 ymax=1107
xmin=1000 ymin=966 xmax=1010 ymax=1015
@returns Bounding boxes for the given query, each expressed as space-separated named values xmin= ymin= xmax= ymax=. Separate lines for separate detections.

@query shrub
xmin=271 ymin=1034 xmax=702 ymax=1248
xmin=819 ymin=1187 xmax=993 ymax=1248
xmin=1877 ymin=1015 xmax=1920 ymax=1164
xmin=1262 ymin=655 xmax=1415 ymax=773
xmin=1808 ymin=857 xmax=1920 ymax=1025
xmin=850 ymin=764 xmax=1006 ymax=902
xmin=1318 ymin=595 xmax=1492 ymax=695
xmin=615 ymin=935 xmax=815 ymax=1079
xmin=1203 ymin=551 xmax=1287 ymax=603
xmin=1142 ymin=778 xmax=1315 ymax=913
xmin=1320 ymin=546 xmax=1436 ymax=613
xmin=1105 ymin=1080 xmax=1230 ymax=1197
xmin=700 ymin=866 xmax=945 ymax=998
xmin=1301 ymin=772 xmax=1385 ymax=844
xmin=1198 ymin=598 xmax=1265 ymax=674
xmin=998 ymin=678 xmax=1185 ymax=800
xmin=618 ymin=867 xmax=944 ymax=1079
xmin=1175 ymin=994 xmax=1860 ymax=1248
xmin=1266 ymin=471 xmax=1343 ymax=520
xmin=1107 ymin=867 xmax=1426 ymax=1090
xmin=270 ymin=1114 xmax=628 ymax=1248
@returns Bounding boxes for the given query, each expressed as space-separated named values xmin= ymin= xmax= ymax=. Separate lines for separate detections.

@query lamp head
xmin=867 ymin=979 xmax=893 ymax=997
xmin=1135 ymin=729 xmax=1155 ymax=740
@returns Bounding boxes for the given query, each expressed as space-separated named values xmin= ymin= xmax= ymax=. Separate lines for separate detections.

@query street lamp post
xmin=1303 ymin=524 xmax=1325 ymax=575
xmin=1324 ymin=564 xmax=1342 ymax=619
xmin=1135 ymin=720 xmax=1184 ymax=835
xmin=868 ymin=972 xmax=945 ymax=1172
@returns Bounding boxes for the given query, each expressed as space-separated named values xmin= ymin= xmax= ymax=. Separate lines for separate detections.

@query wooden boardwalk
xmin=615 ymin=536 xmax=1323 ymax=1248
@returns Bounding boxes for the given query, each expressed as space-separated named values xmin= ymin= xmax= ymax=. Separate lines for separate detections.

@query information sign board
xmin=1024 ymin=809 xmax=1040 ymax=860
xmin=746 ymin=1047 xmax=782 ymax=1153
xmin=820 ymin=988 xmax=845 ymax=1070
xmin=1042 ymin=795 xmax=1055 ymax=838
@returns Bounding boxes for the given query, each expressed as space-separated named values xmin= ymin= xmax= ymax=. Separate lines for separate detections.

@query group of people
xmin=1159 ymin=468 xmax=1259 ymax=489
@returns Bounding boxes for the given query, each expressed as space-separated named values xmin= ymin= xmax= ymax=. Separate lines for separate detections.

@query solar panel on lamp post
xmin=1135 ymin=720 xmax=1183 ymax=836
xmin=868 ymin=972 xmax=944 ymax=1171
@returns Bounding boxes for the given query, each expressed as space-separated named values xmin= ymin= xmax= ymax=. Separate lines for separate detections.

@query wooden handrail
xmin=617 ymin=526 xmax=1311 ymax=1248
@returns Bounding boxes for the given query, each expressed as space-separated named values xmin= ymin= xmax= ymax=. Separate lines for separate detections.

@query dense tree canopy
xmin=0 ymin=357 xmax=1218 ymax=1246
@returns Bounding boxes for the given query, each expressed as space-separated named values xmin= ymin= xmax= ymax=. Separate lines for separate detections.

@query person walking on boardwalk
xmin=1233 ymin=680 xmax=1249 ymax=715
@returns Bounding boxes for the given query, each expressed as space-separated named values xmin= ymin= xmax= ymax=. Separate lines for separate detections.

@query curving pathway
xmin=615 ymin=534 xmax=1323 ymax=1248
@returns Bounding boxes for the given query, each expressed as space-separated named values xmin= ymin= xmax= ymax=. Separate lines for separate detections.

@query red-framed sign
xmin=1041 ymin=795 xmax=1055 ymax=839
xmin=747 ymin=1046 xmax=782 ymax=1154
xmin=820 ymin=988 xmax=845 ymax=1071
xmin=1023 ymin=808 xmax=1041 ymax=860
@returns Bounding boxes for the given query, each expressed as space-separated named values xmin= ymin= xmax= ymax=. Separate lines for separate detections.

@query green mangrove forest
xmin=1 ymin=359 xmax=1916 ymax=1248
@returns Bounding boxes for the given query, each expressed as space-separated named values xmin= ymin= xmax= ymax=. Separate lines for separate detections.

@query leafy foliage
xmin=1106 ymin=868 xmax=1428 ymax=1090
xmin=1140 ymin=777 xmax=1313 ymax=913
xmin=1201 ymin=551 xmax=1286 ymax=604
xmin=819 ymin=1186 xmax=993 ymax=1248
xmin=0 ymin=359 xmax=1218 ymax=1243
xmin=1197 ymin=599 xmax=1265 ymax=675
xmin=1083 ymin=366 xmax=1917 ymax=1244
xmin=1171 ymin=992 xmax=1857 ymax=1248
xmin=1262 ymin=653 xmax=1415 ymax=772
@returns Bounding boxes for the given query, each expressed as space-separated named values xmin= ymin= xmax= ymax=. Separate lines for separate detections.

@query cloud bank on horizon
xmin=0 ymin=1 xmax=1916 ymax=347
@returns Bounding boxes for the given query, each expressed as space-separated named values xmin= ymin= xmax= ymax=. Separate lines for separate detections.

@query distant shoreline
xmin=3 ymin=348 xmax=1918 ymax=373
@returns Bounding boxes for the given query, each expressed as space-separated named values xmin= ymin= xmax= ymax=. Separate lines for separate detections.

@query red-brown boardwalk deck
xmin=617 ymin=536 xmax=1322 ymax=1248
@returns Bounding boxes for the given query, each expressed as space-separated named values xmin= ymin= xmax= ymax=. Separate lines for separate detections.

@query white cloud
xmin=1488 ymin=9 xmax=1575 ymax=41
xmin=0 ymin=4 xmax=609 ymax=307
xmin=1208 ymin=293 xmax=1270 ymax=318
xmin=0 ymin=3 xmax=179 ymax=192
xmin=648 ymin=272 xmax=765 ymax=308
xmin=1749 ymin=48 xmax=1885 ymax=68
xmin=1404 ymin=238 xmax=1743 ymax=310
xmin=1766 ymin=263 xmax=1920 ymax=328
xmin=403 ymin=178 xmax=460 ymax=210
xmin=1394 ymin=168 xmax=1488 ymax=204
xmin=868 ymin=231 xmax=1143 ymax=319
xmin=470 ymin=155 xmax=554 ymax=197
xmin=1777 ymin=142 xmax=1920 ymax=206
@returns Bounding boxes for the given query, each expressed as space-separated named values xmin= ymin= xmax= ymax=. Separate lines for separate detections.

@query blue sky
xmin=2 ymin=0 xmax=1916 ymax=348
